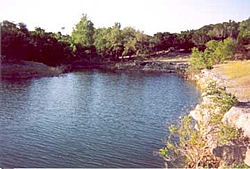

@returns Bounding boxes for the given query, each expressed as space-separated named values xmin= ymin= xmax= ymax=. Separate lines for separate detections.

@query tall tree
xmin=72 ymin=14 xmax=94 ymax=46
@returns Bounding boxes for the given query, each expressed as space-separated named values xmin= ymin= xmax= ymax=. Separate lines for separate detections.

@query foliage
xmin=205 ymin=81 xmax=237 ymax=113
xmin=238 ymin=18 xmax=250 ymax=45
xmin=1 ymin=20 xmax=96 ymax=66
xmin=1 ymin=16 xmax=249 ymax=66
xmin=189 ymin=38 xmax=237 ymax=71
xmin=71 ymin=14 xmax=95 ymax=46
xmin=189 ymin=47 xmax=212 ymax=71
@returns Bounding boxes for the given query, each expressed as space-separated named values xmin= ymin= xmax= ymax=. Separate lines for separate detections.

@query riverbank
xmin=1 ymin=57 xmax=189 ymax=79
xmin=0 ymin=60 xmax=64 ymax=79
xmin=189 ymin=61 xmax=250 ymax=167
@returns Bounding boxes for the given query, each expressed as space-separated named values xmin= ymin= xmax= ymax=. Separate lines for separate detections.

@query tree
xmin=94 ymin=27 xmax=112 ymax=58
xmin=189 ymin=47 xmax=211 ymax=71
xmin=189 ymin=38 xmax=237 ymax=71
xmin=1 ymin=20 xmax=28 ymax=60
xmin=72 ymin=14 xmax=95 ymax=46
xmin=121 ymin=27 xmax=137 ymax=56
xmin=238 ymin=18 xmax=250 ymax=44
xmin=109 ymin=22 xmax=124 ymax=60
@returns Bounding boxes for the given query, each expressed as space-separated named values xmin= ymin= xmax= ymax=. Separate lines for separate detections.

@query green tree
xmin=72 ymin=14 xmax=95 ymax=46
xmin=121 ymin=26 xmax=137 ymax=56
xmin=238 ymin=18 xmax=250 ymax=44
xmin=94 ymin=27 xmax=112 ymax=58
xmin=189 ymin=38 xmax=237 ymax=71
xmin=109 ymin=22 xmax=124 ymax=60
xmin=189 ymin=47 xmax=211 ymax=71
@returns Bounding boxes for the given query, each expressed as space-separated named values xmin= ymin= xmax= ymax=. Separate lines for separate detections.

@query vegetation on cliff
xmin=160 ymin=81 xmax=248 ymax=168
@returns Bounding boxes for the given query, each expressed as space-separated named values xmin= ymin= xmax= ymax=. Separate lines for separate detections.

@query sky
xmin=1 ymin=0 xmax=250 ymax=35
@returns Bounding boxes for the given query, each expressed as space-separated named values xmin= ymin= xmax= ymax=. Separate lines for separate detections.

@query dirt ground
xmin=211 ymin=60 xmax=250 ymax=106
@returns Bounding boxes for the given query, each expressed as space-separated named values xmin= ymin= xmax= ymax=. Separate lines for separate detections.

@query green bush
xmin=189 ymin=47 xmax=212 ymax=72
xmin=189 ymin=38 xmax=237 ymax=71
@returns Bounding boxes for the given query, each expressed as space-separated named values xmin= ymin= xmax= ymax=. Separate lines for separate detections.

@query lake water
xmin=0 ymin=71 xmax=200 ymax=168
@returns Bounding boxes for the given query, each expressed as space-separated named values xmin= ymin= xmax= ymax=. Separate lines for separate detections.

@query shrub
xmin=189 ymin=38 xmax=237 ymax=71
xmin=189 ymin=47 xmax=212 ymax=72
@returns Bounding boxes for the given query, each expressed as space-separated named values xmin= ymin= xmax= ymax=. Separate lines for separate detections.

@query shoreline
xmin=2 ymin=59 xmax=249 ymax=167
xmin=0 ymin=60 xmax=64 ymax=79
xmin=0 ymin=59 xmax=189 ymax=79
xmin=188 ymin=68 xmax=250 ymax=167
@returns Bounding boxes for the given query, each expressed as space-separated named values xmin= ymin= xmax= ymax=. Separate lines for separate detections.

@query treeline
xmin=1 ymin=14 xmax=250 ymax=66
xmin=189 ymin=18 xmax=250 ymax=71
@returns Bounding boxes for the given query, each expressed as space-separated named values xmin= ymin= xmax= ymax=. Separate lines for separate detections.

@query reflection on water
xmin=0 ymin=71 xmax=200 ymax=167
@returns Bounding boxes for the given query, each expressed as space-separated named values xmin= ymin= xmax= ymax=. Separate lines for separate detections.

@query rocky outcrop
xmin=223 ymin=107 xmax=250 ymax=138
xmin=113 ymin=60 xmax=188 ymax=74
xmin=190 ymin=69 xmax=250 ymax=167
xmin=67 ymin=60 xmax=189 ymax=75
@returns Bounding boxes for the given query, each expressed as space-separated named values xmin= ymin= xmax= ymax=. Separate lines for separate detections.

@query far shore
xmin=0 ymin=60 xmax=64 ymax=79
xmin=0 ymin=53 xmax=190 ymax=79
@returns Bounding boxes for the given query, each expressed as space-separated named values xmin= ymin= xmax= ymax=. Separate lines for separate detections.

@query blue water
xmin=0 ymin=71 xmax=200 ymax=167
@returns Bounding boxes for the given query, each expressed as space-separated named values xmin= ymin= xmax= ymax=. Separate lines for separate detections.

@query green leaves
xmin=189 ymin=47 xmax=210 ymax=71
xmin=238 ymin=18 xmax=250 ymax=43
xmin=189 ymin=38 xmax=237 ymax=71
xmin=71 ymin=14 xmax=94 ymax=46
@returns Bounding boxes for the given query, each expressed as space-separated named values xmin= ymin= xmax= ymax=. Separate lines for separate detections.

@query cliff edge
xmin=190 ymin=61 xmax=250 ymax=167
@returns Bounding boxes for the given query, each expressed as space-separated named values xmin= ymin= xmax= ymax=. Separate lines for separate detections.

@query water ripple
xmin=0 ymin=71 xmax=200 ymax=167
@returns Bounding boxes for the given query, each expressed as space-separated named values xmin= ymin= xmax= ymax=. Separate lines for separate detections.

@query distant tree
xmin=189 ymin=37 xmax=237 ymax=71
xmin=238 ymin=18 xmax=250 ymax=44
xmin=1 ymin=20 xmax=27 ymax=60
xmin=71 ymin=14 xmax=95 ymax=46
xmin=109 ymin=22 xmax=124 ymax=60
xmin=134 ymin=30 xmax=150 ymax=56
xmin=94 ymin=27 xmax=112 ymax=58
xmin=121 ymin=26 xmax=137 ymax=56
xmin=177 ymin=30 xmax=195 ymax=51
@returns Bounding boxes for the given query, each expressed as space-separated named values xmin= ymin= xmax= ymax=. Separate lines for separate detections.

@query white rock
xmin=223 ymin=106 xmax=250 ymax=138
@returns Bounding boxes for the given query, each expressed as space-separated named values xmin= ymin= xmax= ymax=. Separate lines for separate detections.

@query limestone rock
xmin=223 ymin=106 xmax=250 ymax=138
xmin=190 ymin=69 xmax=250 ymax=167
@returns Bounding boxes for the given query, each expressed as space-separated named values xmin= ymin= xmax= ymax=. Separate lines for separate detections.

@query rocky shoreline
xmin=189 ymin=69 xmax=250 ymax=167
xmin=67 ymin=60 xmax=189 ymax=74
xmin=1 ymin=58 xmax=189 ymax=79
xmin=2 ymin=59 xmax=250 ymax=167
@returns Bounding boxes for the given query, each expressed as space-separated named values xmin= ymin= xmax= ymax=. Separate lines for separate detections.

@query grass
xmin=217 ymin=60 xmax=250 ymax=78
xmin=212 ymin=60 xmax=250 ymax=101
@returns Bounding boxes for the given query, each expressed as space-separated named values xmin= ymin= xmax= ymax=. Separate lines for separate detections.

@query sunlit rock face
xmin=223 ymin=106 xmax=250 ymax=138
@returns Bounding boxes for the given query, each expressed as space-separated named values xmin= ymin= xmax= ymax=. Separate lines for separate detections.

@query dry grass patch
xmin=216 ymin=61 xmax=250 ymax=78
xmin=212 ymin=60 xmax=250 ymax=102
